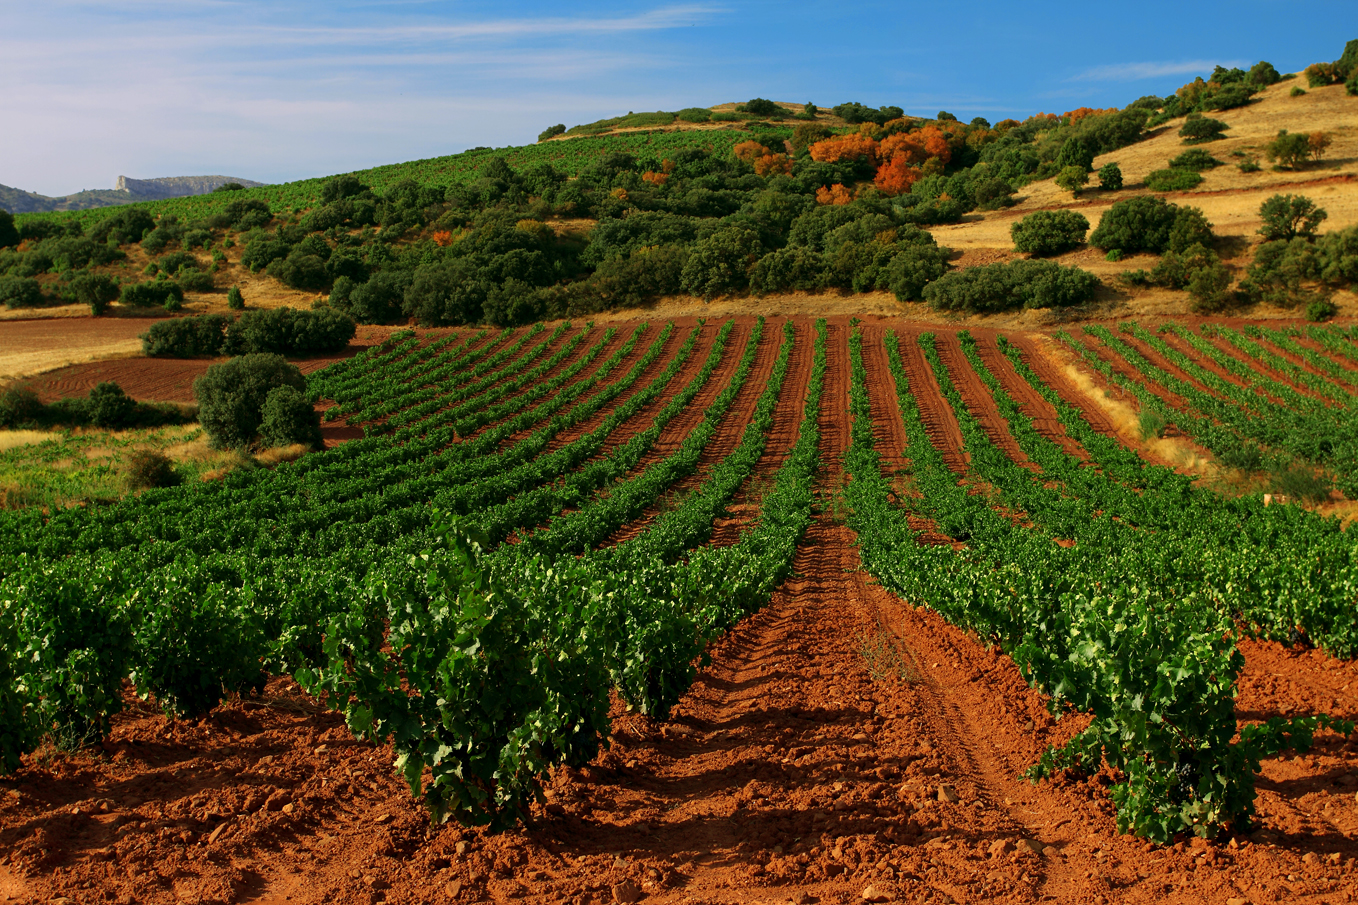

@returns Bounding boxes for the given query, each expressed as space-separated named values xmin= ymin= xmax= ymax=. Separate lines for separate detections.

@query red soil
xmin=2 ymin=316 xmax=1356 ymax=905
xmin=21 ymin=327 xmax=409 ymax=405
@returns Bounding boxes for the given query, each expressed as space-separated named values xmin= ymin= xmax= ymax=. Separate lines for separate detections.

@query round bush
xmin=1090 ymin=196 xmax=1215 ymax=255
xmin=1010 ymin=210 xmax=1090 ymax=257
xmin=227 ymin=285 xmax=245 ymax=310
xmin=126 ymin=449 xmax=180 ymax=490
xmin=0 ymin=210 xmax=19 ymax=249
xmin=1168 ymin=149 xmax=1220 ymax=171
xmin=67 ymin=272 xmax=120 ymax=315
xmin=0 ymin=277 xmax=44 ymax=309
xmin=1145 ymin=168 xmax=1204 ymax=191
xmin=86 ymin=382 xmax=135 ymax=429
xmin=1178 ymin=116 xmax=1228 ymax=144
xmin=259 ymin=385 xmax=323 ymax=449
xmin=1097 ymin=163 xmax=1123 ymax=191
xmin=0 ymin=385 xmax=43 ymax=428
xmin=193 ymin=353 xmax=306 ymax=449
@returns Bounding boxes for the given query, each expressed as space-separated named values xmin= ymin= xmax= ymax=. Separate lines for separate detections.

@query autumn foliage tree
xmin=815 ymin=184 xmax=854 ymax=205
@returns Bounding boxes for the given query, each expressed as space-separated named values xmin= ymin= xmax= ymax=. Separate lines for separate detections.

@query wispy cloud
xmin=1068 ymin=59 xmax=1248 ymax=82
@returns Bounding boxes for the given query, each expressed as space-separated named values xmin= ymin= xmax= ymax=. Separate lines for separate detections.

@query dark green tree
xmin=0 ymin=210 xmax=18 ymax=249
xmin=1097 ymin=162 xmax=1123 ymax=191
xmin=193 ymin=353 xmax=306 ymax=449
xmin=1011 ymin=210 xmax=1091 ymax=256
xmin=1258 ymin=194 xmax=1328 ymax=241
xmin=259 ymin=385 xmax=323 ymax=448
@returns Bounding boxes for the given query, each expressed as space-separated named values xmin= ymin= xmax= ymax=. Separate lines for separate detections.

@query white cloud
xmin=1068 ymin=59 xmax=1249 ymax=82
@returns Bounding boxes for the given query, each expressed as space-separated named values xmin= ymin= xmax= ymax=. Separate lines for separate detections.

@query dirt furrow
xmin=605 ymin=318 xmax=783 ymax=547
xmin=976 ymin=333 xmax=1090 ymax=462
xmin=1198 ymin=332 xmax=1331 ymax=405
xmin=894 ymin=328 xmax=968 ymax=474
xmin=708 ymin=319 xmax=815 ymax=547
xmin=933 ymin=332 xmax=1036 ymax=472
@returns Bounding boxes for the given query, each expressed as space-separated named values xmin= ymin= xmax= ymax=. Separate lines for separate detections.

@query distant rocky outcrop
xmin=0 ymin=174 xmax=267 ymax=214
xmin=115 ymin=175 xmax=265 ymax=199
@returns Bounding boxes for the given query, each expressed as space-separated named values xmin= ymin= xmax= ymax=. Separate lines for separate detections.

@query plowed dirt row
xmin=1255 ymin=336 xmax=1358 ymax=392
xmin=1154 ymin=331 xmax=1292 ymax=410
xmin=1197 ymin=333 xmax=1332 ymax=405
xmin=932 ymin=333 xmax=1035 ymax=472
xmin=973 ymin=334 xmax=1089 ymax=463
xmin=2 ymin=317 xmax=1358 ymax=905
xmin=606 ymin=317 xmax=784 ymax=547
xmin=892 ymin=329 xmax=968 ymax=473
xmin=708 ymin=319 xmax=814 ymax=548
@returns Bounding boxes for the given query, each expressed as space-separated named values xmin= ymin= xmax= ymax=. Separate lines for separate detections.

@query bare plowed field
xmin=2 ymin=315 xmax=1357 ymax=905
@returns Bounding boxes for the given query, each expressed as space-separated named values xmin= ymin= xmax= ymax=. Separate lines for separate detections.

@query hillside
xmin=0 ymin=174 xmax=265 ymax=214
xmin=4 ymin=43 xmax=1357 ymax=343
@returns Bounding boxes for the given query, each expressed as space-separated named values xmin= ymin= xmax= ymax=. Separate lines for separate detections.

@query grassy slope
xmin=929 ymin=79 xmax=1358 ymax=321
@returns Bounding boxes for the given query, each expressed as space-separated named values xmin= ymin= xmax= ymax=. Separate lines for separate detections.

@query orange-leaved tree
xmin=754 ymin=154 xmax=792 ymax=176
xmin=809 ymin=133 xmax=880 ymax=165
xmin=815 ymin=183 xmax=854 ymax=205
xmin=641 ymin=171 xmax=669 ymax=186
xmin=873 ymin=155 xmax=922 ymax=196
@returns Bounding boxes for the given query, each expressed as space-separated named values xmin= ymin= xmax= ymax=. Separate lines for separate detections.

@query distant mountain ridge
xmin=0 ymin=174 xmax=266 ymax=214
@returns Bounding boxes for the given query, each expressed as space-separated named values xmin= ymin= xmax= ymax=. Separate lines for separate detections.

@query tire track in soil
xmin=708 ymin=319 xmax=814 ymax=548
xmin=606 ymin=317 xmax=784 ymax=547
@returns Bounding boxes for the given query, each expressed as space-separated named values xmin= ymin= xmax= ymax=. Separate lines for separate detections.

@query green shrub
xmin=178 ymin=270 xmax=214 ymax=292
xmin=0 ymin=210 xmax=18 ymax=249
xmin=1097 ymin=163 xmax=1123 ymax=191
xmin=537 ymin=124 xmax=566 ymax=142
xmin=1265 ymin=130 xmax=1311 ymax=169
xmin=120 ymin=280 xmax=184 ymax=308
xmin=1138 ymin=406 xmax=1169 ymax=440
xmin=1090 ymin=196 xmax=1215 ymax=256
xmin=1248 ymin=61 xmax=1282 ymax=87
xmin=1258 ymin=194 xmax=1327 ymax=240
xmin=1290 ymin=86 xmax=1307 ymax=98
xmin=227 ymin=285 xmax=245 ymax=310
xmin=1305 ymin=62 xmax=1341 ymax=87
xmin=1054 ymin=165 xmax=1090 ymax=195
xmin=1238 ymin=157 xmax=1262 ymax=173
xmin=744 ymin=98 xmax=783 ymax=117
xmin=1306 ymin=297 xmax=1339 ymax=322
xmin=1145 ymin=168 xmax=1203 ymax=191
xmin=1269 ymin=462 xmax=1332 ymax=503
xmin=1348 ymin=71 xmax=1358 ymax=96
xmin=126 ymin=449 xmax=180 ymax=490
xmin=1178 ymin=115 xmax=1228 ymax=144
xmin=1241 ymin=238 xmax=1326 ymax=307
xmin=972 ymin=177 xmax=1016 ymax=210
xmin=1010 ymin=210 xmax=1090 ymax=256
xmin=0 ymin=276 xmax=43 ymax=309
xmin=67 ymin=272 xmax=120 ymax=315
xmin=140 ymin=314 xmax=229 ymax=357
xmin=676 ymin=107 xmax=712 ymax=123
xmin=0 ymin=385 xmax=42 ymax=428
xmin=679 ymin=227 xmax=762 ymax=299
xmin=224 ymin=307 xmax=357 ymax=355
xmin=921 ymin=259 xmax=1100 ymax=313
xmin=86 ymin=382 xmax=135 ymax=428
xmin=259 ymin=385 xmax=323 ymax=448
xmin=1168 ymin=149 xmax=1220 ymax=171
xmin=882 ymin=244 xmax=951 ymax=301
xmin=194 ymin=353 xmax=307 ymax=448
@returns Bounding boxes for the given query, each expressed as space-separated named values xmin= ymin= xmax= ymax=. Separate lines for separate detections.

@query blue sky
xmin=1 ymin=1 xmax=1351 ymax=196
